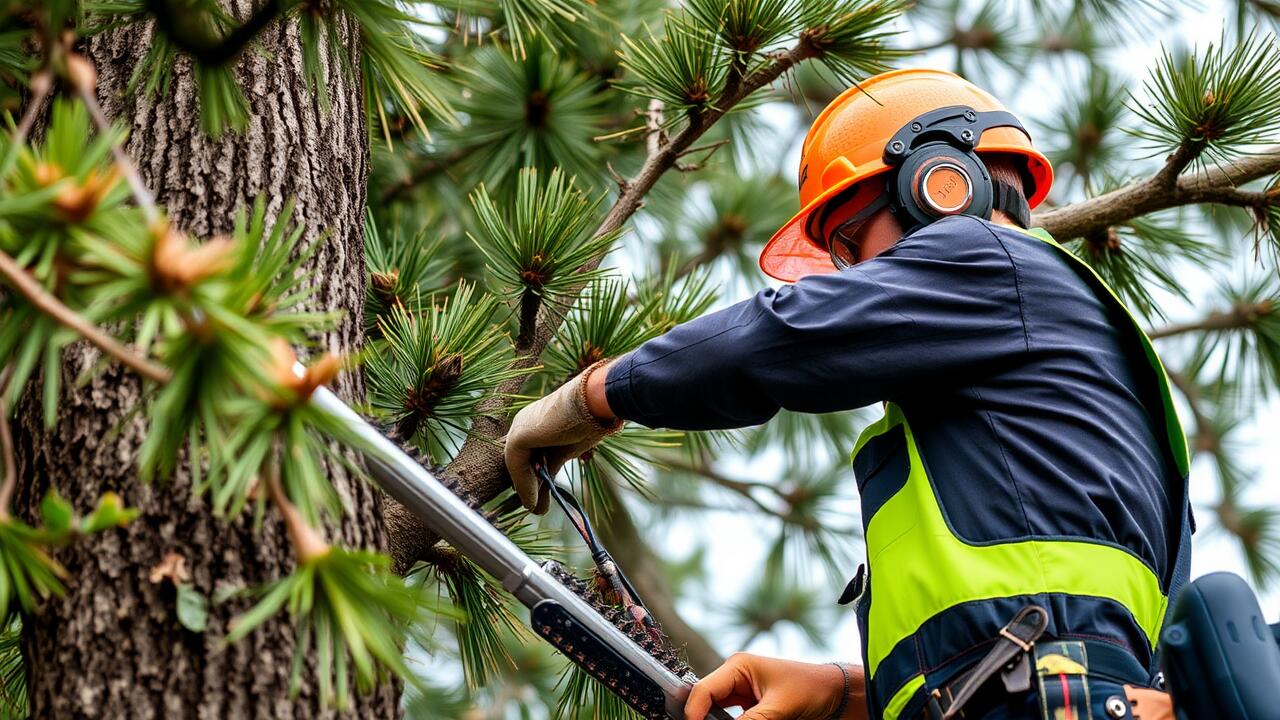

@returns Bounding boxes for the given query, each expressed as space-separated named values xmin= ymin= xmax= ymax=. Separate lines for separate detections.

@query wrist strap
xmin=828 ymin=663 xmax=852 ymax=720
xmin=576 ymin=359 xmax=623 ymax=433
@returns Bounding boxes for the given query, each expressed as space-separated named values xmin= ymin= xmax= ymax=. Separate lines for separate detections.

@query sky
xmin=636 ymin=0 xmax=1280 ymax=667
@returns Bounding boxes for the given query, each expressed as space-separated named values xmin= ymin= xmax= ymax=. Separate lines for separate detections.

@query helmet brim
xmin=759 ymin=166 xmax=891 ymax=283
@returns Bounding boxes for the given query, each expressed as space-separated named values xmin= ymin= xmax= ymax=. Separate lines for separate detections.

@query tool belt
xmin=917 ymin=604 xmax=1171 ymax=720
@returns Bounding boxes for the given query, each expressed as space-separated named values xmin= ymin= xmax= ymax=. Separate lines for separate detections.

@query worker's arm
xmin=683 ymin=653 xmax=867 ymax=720
xmin=596 ymin=216 xmax=1028 ymax=430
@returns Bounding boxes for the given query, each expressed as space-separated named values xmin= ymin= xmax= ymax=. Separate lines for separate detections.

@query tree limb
xmin=144 ymin=0 xmax=288 ymax=67
xmin=378 ymin=146 xmax=473 ymax=205
xmin=1166 ymin=369 xmax=1218 ymax=456
xmin=0 ymin=248 xmax=172 ymax=384
xmin=72 ymin=59 xmax=161 ymax=225
xmin=1034 ymin=146 xmax=1280 ymax=241
xmin=1147 ymin=300 xmax=1273 ymax=340
xmin=390 ymin=37 xmax=822 ymax=567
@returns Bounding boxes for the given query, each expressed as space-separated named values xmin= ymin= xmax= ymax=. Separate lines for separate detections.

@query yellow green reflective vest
xmin=850 ymin=228 xmax=1191 ymax=720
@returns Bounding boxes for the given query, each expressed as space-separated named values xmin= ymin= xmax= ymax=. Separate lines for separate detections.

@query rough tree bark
xmin=11 ymin=5 xmax=396 ymax=718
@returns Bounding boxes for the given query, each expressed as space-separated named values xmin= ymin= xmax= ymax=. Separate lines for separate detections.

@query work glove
xmin=504 ymin=360 xmax=622 ymax=514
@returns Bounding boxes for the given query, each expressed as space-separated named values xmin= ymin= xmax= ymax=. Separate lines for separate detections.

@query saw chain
xmin=308 ymin=386 xmax=731 ymax=720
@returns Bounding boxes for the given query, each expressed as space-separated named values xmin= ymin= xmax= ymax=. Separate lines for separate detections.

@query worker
xmin=503 ymin=69 xmax=1191 ymax=720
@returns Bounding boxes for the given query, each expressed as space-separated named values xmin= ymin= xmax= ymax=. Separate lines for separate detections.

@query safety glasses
xmin=824 ymin=193 xmax=889 ymax=270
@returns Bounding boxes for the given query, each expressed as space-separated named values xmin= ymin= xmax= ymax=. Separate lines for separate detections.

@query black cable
xmin=534 ymin=462 xmax=650 ymax=617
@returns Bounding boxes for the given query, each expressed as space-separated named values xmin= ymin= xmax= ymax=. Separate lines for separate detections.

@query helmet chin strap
xmin=992 ymin=180 xmax=1031 ymax=228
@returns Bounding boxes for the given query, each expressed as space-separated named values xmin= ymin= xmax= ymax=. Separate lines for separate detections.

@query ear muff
xmin=889 ymin=145 xmax=992 ymax=231
xmin=882 ymin=105 xmax=1030 ymax=233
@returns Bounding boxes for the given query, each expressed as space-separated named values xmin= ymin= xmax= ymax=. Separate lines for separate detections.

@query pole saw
xmin=309 ymin=386 xmax=732 ymax=720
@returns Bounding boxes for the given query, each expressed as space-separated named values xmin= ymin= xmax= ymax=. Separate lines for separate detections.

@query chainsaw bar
xmin=306 ymin=386 xmax=729 ymax=720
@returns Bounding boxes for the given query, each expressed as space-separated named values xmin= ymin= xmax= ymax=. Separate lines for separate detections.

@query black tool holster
xmin=921 ymin=604 xmax=1050 ymax=720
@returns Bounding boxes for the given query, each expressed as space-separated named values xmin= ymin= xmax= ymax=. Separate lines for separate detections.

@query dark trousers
xmin=945 ymin=672 xmax=1142 ymax=720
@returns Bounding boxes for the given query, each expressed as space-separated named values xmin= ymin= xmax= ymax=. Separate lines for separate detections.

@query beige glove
xmin=504 ymin=361 xmax=622 ymax=514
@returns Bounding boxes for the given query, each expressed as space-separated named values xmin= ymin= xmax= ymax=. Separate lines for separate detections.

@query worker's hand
xmin=504 ymin=361 xmax=622 ymax=514
xmin=684 ymin=653 xmax=866 ymax=720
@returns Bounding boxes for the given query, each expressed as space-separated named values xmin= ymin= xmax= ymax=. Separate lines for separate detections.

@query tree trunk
xmin=12 ymin=5 xmax=396 ymax=718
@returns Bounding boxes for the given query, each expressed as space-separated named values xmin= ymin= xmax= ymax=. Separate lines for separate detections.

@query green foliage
xmin=0 ymin=618 xmax=23 ymax=720
xmin=652 ymin=171 xmax=796 ymax=282
xmin=1189 ymin=276 xmax=1280 ymax=399
xmin=1067 ymin=211 xmax=1221 ymax=320
xmin=176 ymin=582 xmax=210 ymax=632
xmin=634 ymin=265 xmax=719 ymax=336
xmin=441 ymin=0 xmax=593 ymax=59
xmin=543 ymin=277 xmax=691 ymax=509
xmin=0 ymin=490 xmax=137 ymax=624
xmin=1127 ymin=32 xmax=1280 ymax=165
xmin=365 ymin=283 xmax=524 ymax=456
xmin=0 ymin=99 xmax=136 ymax=420
xmin=469 ymin=167 xmax=620 ymax=304
xmin=5 ymin=1 xmax=1280 ymax=717
xmin=227 ymin=547 xmax=431 ymax=710
xmin=130 ymin=200 xmax=333 ymax=484
xmin=0 ymin=27 xmax=35 ymax=116
xmin=732 ymin=567 xmax=830 ymax=649
xmin=1039 ymin=65 xmax=1127 ymax=192
xmin=761 ymin=467 xmax=859 ymax=582
xmin=556 ymin=664 xmax=643 ymax=720
xmin=545 ymin=278 xmax=658 ymax=380
xmin=86 ymin=0 xmax=454 ymax=138
xmin=618 ymin=13 xmax=728 ymax=119
xmin=363 ymin=212 xmax=450 ymax=331
xmin=685 ymin=0 xmax=799 ymax=58
xmin=0 ymin=517 xmax=68 ymax=623
xmin=83 ymin=0 xmax=266 ymax=134
xmin=454 ymin=41 xmax=607 ymax=197
xmin=424 ymin=555 xmax=525 ymax=690
xmin=914 ymin=0 xmax=1030 ymax=81
xmin=741 ymin=409 xmax=864 ymax=472
xmin=800 ymin=0 xmax=907 ymax=85
xmin=1259 ymin=174 xmax=1280 ymax=262
xmin=571 ymin=425 xmax=682 ymax=515
xmin=329 ymin=0 xmax=456 ymax=142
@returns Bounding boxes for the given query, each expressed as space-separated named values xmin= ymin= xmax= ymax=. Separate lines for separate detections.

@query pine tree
xmin=0 ymin=1 xmax=1276 ymax=718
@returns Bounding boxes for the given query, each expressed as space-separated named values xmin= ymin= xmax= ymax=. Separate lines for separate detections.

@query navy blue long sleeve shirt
xmin=605 ymin=216 xmax=1183 ymax=633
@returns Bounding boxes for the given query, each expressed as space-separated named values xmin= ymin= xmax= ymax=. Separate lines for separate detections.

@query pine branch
xmin=390 ymin=36 xmax=824 ymax=568
xmin=660 ymin=455 xmax=789 ymax=517
xmin=67 ymin=55 xmax=161 ymax=224
xmin=1034 ymin=146 xmax=1280 ymax=241
xmin=5 ymin=71 xmax=50 ymax=172
xmin=145 ymin=0 xmax=288 ymax=67
xmin=1148 ymin=300 xmax=1274 ymax=339
xmin=0 ymin=248 xmax=172 ymax=384
xmin=378 ymin=146 xmax=474 ymax=205
xmin=266 ymin=436 xmax=331 ymax=562
xmin=1166 ymin=369 xmax=1217 ymax=455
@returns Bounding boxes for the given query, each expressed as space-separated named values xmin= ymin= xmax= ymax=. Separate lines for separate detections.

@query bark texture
xmin=13 ymin=4 xmax=395 ymax=718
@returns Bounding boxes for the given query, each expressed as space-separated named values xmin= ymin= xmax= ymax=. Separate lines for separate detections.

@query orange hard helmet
xmin=760 ymin=68 xmax=1053 ymax=282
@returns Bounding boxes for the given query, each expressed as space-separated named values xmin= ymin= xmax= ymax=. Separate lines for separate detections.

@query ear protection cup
xmin=881 ymin=105 xmax=1031 ymax=233
xmin=889 ymin=144 xmax=993 ymax=232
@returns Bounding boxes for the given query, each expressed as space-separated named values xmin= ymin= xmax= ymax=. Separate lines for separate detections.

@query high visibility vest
xmin=851 ymin=228 xmax=1192 ymax=720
